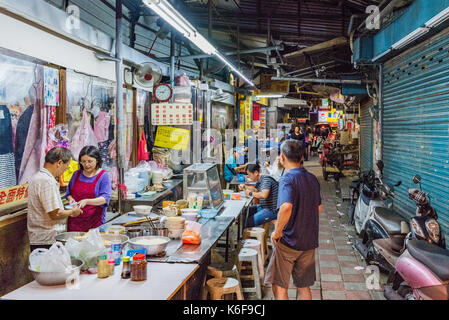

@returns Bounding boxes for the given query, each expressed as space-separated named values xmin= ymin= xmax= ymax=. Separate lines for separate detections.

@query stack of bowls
xmin=164 ymin=217 xmax=186 ymax=239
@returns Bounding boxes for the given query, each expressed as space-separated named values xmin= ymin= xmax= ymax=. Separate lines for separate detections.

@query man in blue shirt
xmin=224 ymin=147 xmax=247 ymax=183
xmin=265 ymin=140 xmax=322 ymax=300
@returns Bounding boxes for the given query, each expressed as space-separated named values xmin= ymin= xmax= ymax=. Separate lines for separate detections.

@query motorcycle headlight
xmin=426 ymin=219 xmax=440 ymax=244
xmin=411 ymin=219 xmax=426 ymax=239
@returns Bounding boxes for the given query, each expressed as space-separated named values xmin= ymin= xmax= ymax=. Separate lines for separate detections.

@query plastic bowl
xmin=133 ymin=205 xmax=153 ymax=216
xmin=168 ymin=228 xmax=185 ymax=239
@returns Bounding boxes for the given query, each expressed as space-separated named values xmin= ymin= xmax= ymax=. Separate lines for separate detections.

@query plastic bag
xmin=29 ymin=242 xmax=72 ymax=272
xmin=71 ymin=109 xmax=98 ymax=159
xmin=65 ymin=229 xmax=106 ymax=270
xmin=182 ymin=221 xmax=202 ymax=245
xmin=137 ymin=131 xmax=150 ymax=161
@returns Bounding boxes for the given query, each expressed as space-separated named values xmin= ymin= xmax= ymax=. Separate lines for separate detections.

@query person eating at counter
xmin=28 ymin=147 xmax=82 ymax=252
xmin=65 ymin=145 xmax=112 ymax=232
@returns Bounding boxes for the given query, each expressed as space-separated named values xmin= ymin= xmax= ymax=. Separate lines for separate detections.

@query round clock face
xmin=154 ymin=84 xmax=172 ymax=102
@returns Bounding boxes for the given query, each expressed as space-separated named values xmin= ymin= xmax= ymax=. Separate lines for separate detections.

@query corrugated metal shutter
xmin=360 ymin=104 xmax=373 ymax=172
xmin=383 ymin=27 xmax=449 ymax=232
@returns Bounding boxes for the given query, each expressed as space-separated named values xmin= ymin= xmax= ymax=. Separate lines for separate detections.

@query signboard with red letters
xmin=151 ymin=103 xmax=193 ymax=126
xmin=0 ymin=184 xmax=29 ymax=210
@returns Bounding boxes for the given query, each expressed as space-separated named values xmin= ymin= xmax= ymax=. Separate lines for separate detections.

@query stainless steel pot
xmin=29 ymin=258 xmax=84 ymax=286
xmin=127 ymin=236 xmax=170 ymax=255
xmin=150 ymin=227 xmax=169 ymax=237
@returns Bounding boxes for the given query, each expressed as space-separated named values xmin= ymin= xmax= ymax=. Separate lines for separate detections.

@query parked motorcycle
xmin=384 ymin=239 xmax=449 ymax=300
xmin=353 ymin=160 xmax=402 ymax=236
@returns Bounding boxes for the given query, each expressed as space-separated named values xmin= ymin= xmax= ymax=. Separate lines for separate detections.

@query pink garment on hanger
xmin=19 ymin=104 xmax=48 ymax=184
xmin=71 ymin=109 xmax=98 ymax=160
xmin=94 ymin=111 xmax=110 ymax=143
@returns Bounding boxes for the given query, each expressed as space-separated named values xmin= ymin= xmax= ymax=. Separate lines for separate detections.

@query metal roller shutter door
xmin=383 ymin=27 xmax=449 ymax=232
xmin=360 ymin=104 xmax=373 ymax=172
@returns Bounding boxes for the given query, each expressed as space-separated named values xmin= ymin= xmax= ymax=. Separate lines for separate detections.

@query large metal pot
xmin=29 ymin=258 xmax=84 ymax=286
xmin=128 ymin=236 xmax=170 ymax=256
xmin=149 ymin=227 xmax=169 ymax=237
xmin=54 ymin=232 xmax=86 ymax=244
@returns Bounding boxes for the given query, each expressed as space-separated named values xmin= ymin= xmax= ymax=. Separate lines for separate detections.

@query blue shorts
xmin=245 ymin=205 xmax=278 ymax=228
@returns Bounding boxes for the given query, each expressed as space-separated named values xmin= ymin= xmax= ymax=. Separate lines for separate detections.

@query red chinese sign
xmin=0 ymin=184 xmax=29 ymax=209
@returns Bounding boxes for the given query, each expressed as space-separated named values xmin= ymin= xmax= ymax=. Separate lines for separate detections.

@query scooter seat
xmin=407 ymin=239 xmax=449 ymax=281
xmin=374 ymin=207 xmax=404 ymax=235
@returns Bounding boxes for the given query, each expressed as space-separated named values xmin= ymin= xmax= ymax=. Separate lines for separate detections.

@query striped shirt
xmin=255 ymin=175 xmax=279 ymax=212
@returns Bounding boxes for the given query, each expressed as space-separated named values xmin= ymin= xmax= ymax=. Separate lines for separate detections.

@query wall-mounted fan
xmin=133 ymin=62 xmax=162 ymax=90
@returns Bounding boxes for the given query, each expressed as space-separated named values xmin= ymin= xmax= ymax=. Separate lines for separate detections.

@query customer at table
xmin=239 ymin=162 xmax=279 ymax=228
xmin=28 ymin=147 xmax=82 ymax=252
xmin=265 ymin=140 xmax=322 ymax=300
xmin=66 ymin=146 xmax=112 ymax=232
xmin=224 ymin=147 xmax=247 ymax=186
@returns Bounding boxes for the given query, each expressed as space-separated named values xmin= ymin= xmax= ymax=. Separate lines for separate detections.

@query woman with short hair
xmin=65 ymin=145 xmax=112 ymax=232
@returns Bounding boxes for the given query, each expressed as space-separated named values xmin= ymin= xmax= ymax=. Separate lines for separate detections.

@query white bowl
xmin=168 ymin=228 xmax=185 ymax=239
xmin=133 ymin=205 xmax=153 ymax=216
xmin=181 ymin=211 xmax=199 ymax=222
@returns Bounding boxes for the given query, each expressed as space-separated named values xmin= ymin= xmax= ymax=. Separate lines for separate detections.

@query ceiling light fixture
xmin=255 ymin=94 xmax=283 ymax=99
xmin=425 ymin=7 xmax=449 ymax=28
xmin=143 ymin=0 xmax=255 ymax=87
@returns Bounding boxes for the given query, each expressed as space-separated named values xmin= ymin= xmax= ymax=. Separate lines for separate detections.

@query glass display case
xmin=183 ymin=163 xmax=224 ymax=210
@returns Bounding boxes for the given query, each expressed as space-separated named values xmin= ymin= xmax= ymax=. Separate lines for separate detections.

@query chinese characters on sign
xmin=154 ymin=126 xmax=190 ymax=151
xmin=0 ymin=184 xmax=29 ymax=209
xmin=151 ymin=103 xmax=193 ymax=125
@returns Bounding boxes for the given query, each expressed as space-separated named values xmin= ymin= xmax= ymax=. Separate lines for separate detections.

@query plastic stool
xmin=241 ymin=239 xmax=264 ymax=280
xmin=238 ymin=248 xmax=262 ymax=299
xmin=243 ymin=227 xmax=268 ymax=264
xmin=206 ymin=277 xmax=244 ymax=300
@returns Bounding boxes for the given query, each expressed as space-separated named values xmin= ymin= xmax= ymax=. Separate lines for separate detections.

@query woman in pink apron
xmin=66 ymin=146 xmax=112 ymax=232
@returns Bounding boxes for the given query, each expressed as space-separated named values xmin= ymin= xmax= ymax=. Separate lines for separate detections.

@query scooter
xmin=353 ymin=160 xmax=401 ymax=235
xmin=348 ymin=169 xmax=370 ymax=225
xmin=353 ymin=173 xmax=405 ymax=273
xmin=384 ymin=239 xmax=449 ymax=300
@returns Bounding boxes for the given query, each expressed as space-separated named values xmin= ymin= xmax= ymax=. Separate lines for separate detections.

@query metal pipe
xmin=170 ymin=29 xmax=175 ymax=89
xmin=158 ymin=46 xmax=282 ymax=61
xmin=271 ymin=76 xmax=375 ymax=84
xmin=347 ymin=14 xmax=362 ymax=36
xmin=115 ymin=0 xmax=125 ymax=214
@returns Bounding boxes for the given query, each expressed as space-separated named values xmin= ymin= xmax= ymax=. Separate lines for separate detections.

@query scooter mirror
xmin=395 ymin=181 xmax=402 ymax=187
xmin=413 ymin=175 xmax=421 ymax=184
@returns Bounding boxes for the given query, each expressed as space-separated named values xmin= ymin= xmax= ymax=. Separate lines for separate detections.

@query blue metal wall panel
xmin=383 ymin=27 xmax=449 ymax=232
xmin=360 ymin=105 xmax=373 ymax=172
xmin=373 ymin=0 xmax=449 ymax=57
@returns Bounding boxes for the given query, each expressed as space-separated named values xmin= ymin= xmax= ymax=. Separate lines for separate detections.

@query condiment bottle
xmin=130 ymin=253 xmax=147 ymax=281
xmin=121 ymin=256 xmax=131 ymax=279
xmin=108 ymin=259 xmax=115 ymax=276
xmin=97 ymin=254 xmax=109 ymax=278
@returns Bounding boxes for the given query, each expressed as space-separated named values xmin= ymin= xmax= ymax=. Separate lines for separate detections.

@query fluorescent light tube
xmin=425 ymin=7 xmax=449 ymax=28
xmin=255 ymin=94 xmax=283 ymax=99
xmin=143 ymin=0 xmax=254 ymax=87
xmin=392 ymin=27 xmax=429 ymax=49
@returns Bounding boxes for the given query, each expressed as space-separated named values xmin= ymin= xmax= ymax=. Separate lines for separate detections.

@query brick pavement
xmin=261 ymin=158 xmax=386 ymax=300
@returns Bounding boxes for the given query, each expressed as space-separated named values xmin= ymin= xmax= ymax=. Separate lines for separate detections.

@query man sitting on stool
xmin=239 ymin=163 xmax=279 ymax=228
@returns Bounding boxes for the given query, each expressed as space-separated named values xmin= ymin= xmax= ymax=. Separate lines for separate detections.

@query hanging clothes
xmin=0 ymin=105 xmax=16 ymax=188
xmin=94 ymin=111 xmax=110 ymax=143
xmin=70 ymin=109 xmax=98 ymax=160
xmin=14 ymin=105 xmax=34 ymax=180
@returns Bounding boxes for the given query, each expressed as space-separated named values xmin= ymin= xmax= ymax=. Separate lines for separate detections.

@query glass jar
xmin=97 ymin=255 xmax=109 ymax=279
xmin=130 ymin=254 xmax=147 ymax=281
xmin=121 ymin=256 xmax=131 ymax=279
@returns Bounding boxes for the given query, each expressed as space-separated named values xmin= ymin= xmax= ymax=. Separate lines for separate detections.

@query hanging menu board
xmin=151 ymin=103 xmax=193 ymax=125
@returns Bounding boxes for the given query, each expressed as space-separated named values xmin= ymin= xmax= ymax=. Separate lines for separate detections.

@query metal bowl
xmin=29 ymin=258 xmax=84 ymax=286
xmin=128 ymin=236 xmax=170 ymax=256
xmin=101 ymin=233 xmax=129 ymax=245
xmin=54 ymin=232 xmax=87 ymax=244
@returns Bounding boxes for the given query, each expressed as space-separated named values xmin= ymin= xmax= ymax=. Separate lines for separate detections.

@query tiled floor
xmin=259 ymin=158 xmax=387 ymax=300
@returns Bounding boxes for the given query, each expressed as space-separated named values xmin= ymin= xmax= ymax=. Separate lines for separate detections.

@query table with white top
xmin=2 ymin=262 xmax=199 ymax=300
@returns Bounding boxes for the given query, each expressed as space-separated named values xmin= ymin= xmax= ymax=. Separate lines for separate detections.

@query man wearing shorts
xmin=265 ymin=140 xmax=322 ymax=300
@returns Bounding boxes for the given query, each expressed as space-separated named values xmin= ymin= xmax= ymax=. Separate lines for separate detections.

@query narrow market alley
xmin=260 ymin=157 xmax=387 ymax=300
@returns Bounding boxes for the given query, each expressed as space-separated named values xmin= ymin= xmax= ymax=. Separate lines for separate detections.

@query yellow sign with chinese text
xmin=154 ymin=126 xmax=190 ymax=150
xmin=0 ymin=184 xmax=29 ymax=210
xmin=260 ymin=75 xmax=290 ymax=94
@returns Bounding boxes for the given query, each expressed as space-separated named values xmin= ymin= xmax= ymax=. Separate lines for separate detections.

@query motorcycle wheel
xmin=348 ymin=203 xmax=356 ymax=225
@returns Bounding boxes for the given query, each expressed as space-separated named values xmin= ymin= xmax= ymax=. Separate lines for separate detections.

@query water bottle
xmin=111 ymin=239 xmax=121 ymax=265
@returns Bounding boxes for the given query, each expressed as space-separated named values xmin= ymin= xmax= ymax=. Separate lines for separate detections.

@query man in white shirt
xmin=27 ymin=147 xmax=82 ymax=252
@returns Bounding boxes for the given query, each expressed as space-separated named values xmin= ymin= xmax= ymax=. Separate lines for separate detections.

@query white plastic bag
xmin=65 ymin=229 xmax=106 ymax=270
xmin=29 ymin=242 xmax=72 ymax=272
xmin=71 ymin=109 xmax=98 ymax=159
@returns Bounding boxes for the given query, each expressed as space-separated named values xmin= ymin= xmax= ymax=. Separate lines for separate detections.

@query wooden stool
xmin=267 ymin=220 xmax=277 ymax=248
xmin=206 ymin=277 xmax=244 ymax=300
xmin=238 ymin=248 xmax=262 ymax=299
xmin=243 ymin=227 xmax=268 ymax=264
